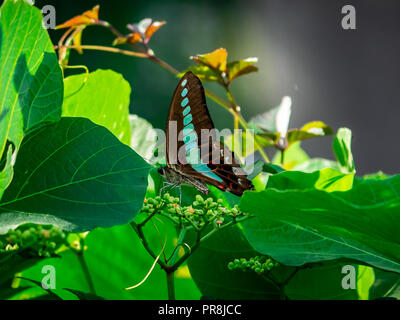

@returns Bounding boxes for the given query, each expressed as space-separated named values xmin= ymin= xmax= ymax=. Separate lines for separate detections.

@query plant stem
xmin=168 ymin=229 xmax=187 ymax=265
xmin=130 ymin=222 xmax=167 ymax=269
xmin=76 ymin=251 xmax=96 ymax=295
xmin=148 ymin=55 xmax=180 ymax=75
xmin=166 ymin=270 xmax=175 ymax=300
xmin=57 ymin=45 xmax=148 ymax=58
xmin=281 ymin=150 xmax=285 ymax=165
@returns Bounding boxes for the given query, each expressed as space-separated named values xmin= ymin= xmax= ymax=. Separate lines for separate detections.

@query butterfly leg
xmin=160 ymin=181 xmax=173 ymax=196
xmin=179 ymin=184 xmax=182 ymax=205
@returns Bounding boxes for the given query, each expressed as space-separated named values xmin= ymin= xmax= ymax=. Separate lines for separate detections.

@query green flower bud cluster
xmin=0 ymin=225 xmax=66 ymax=258
xmin=227 ymin=256 xmax=280 ymax=274
xmin=140 ymin=193 xmax=249 ymax=230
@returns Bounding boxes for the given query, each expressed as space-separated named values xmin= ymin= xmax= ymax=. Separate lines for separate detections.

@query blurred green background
xmin=36 ymin=0 xmax=400 ymax=175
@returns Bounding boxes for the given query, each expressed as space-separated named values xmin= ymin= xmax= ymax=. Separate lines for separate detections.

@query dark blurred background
xmin=36 ymin=0 xmax=400 ymax=175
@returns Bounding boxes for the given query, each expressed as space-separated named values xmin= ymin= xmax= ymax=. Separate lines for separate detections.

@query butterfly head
xmin=157 ymin=167 xmax=165 ymax=176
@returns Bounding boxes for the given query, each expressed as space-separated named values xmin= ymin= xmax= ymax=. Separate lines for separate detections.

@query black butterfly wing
xmin=166 ymin=71 xmax=253 ymax=196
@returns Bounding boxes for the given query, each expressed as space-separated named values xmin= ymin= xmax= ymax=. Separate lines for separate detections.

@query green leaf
xmin=0 ymin=117 xmax=151 ymax=233
xmin=357 ymin=265 xmax=375 ymax=300
xmin=0 ymin=0 xmax=63 ymax=193
xmin=292 ymin=158 xmax=340 ymax=173
xmin=284 ymin=261 xmax=359 ymax=300
xmin=0 ymin=144 xmax=14 ymax=199
xmin=0 ymin=286 xmax=33 ymax=300
xmin=369 ymin=269 xmax=400 ymax=299
xmin=262 ymin=163 xmax=285 ymax=175
xmin=187 ymin=223 xmax=360 ymax=300
xmin=363 ymin=171 xmax=390 ymax=180
xmin=333 ymin=128 xmax=355 ymax=174
xmin=241 ymin=172 xmax=400 ymax=273
xmin=129 ymin=114 xmax=158 ymax=161
xmin=0 ymin=252 xmax=41 ymax=285
xmin=226 ymin=58 xmax=258 ymax=82
xmin=17 ymin=277 xmax=62 ymax=300
xmin=187 ymin=225 xmax=284 ymax=299
xmin=267 ymin=168 xmax=354 ymax=192
xmin=63 ymin=288 xmax=105 ymax=300
xmin=287 ymin=121 xmax=333 ymax=145
xmin=62 ymin=70 xmax=131 ymax=145
xmin=21 ymin=221 xmax=201 ymax=300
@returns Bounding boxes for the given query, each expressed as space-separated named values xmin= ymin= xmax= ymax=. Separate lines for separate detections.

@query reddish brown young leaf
xmin=56 ymin=5 xmax=100 ymax=29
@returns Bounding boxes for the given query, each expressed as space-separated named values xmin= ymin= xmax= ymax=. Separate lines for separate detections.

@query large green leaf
xmin=241 ymin=171 xmax=400 ymax=273
xmin=369 ymin=268 xmax=400 ymax=299
xmin=284 ymin=261 xmax=360 ymax=300
xmin=129 ymin=114 xmax=158 ymax=161
xmin=20 ymin=221 xmax=201 ymax=300
xmin=187 ymin=224 xmax=364 ymax=300
xmin=0 ymin=0 xmax=63 ymax=194
xmin=0 ymin=117 xmax=151 ymax=233
xmin=62 ymin=70 xmax=131 ymax=145
xmin=187 ymin=225 xmax=284 ymax=299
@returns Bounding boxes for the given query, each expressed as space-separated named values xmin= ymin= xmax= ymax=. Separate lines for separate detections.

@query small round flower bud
xmin=195 ymin=195 xmax=204 ymax=203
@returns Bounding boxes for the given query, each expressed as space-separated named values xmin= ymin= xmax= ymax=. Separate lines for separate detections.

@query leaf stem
xmin=75 ymin=250 xmax=96 ymax=295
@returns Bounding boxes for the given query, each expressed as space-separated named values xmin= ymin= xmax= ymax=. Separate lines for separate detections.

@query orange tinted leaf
xmin=56 ymin=16 xmax=92 ymax=29
xmin=73 ymin=28 xmax=84 ymax=54
xmin=126 ymin=32 xmax=142 ymax=44
xmin=192 ymin=48 xmax=228 ymax=72
xmin=113 ymin=32 xmax=142 ymax=46
xmin=227 ymin=58 xmax=258 ymax=82
xmin=85 ymin=5 xmax=99 ymax=20
xmin=56 ymin=5 xmax=100 ymax=29
xmin=145 ymin=21 xmax=166 ymax=42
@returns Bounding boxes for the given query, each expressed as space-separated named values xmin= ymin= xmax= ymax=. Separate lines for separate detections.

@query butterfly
xmin=158 ymin=71 xmax=254 ymax=196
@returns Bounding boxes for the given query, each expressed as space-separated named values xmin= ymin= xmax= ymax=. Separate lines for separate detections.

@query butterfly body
xmin=160 ymin=71 xmax=254 ymax=196
xmin=158 ymin=166 xmax=210 ymax=195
